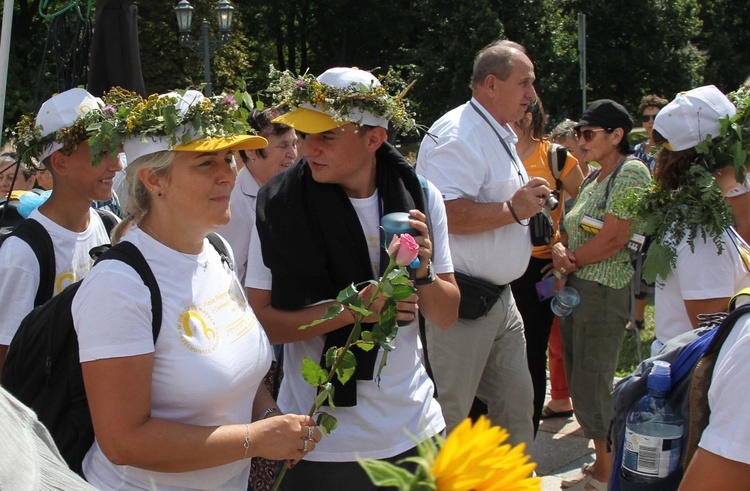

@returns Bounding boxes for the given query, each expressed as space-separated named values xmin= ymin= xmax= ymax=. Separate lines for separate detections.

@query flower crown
xmin=123 ymin=88 xmax=256 ymax=147
xmin=11 ymin=87 xmax=133 ymax=168
xmin=266 ymin=66 xmax=419 ymax=135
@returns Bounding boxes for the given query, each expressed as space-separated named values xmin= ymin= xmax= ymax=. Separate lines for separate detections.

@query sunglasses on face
xmin=575 ymin=128 xmax=606 ymax=142
xmin=639 ymin=114 xmax=657 ymax=123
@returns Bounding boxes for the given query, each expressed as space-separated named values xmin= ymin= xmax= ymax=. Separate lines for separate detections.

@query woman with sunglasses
xmin=550 ymin=99 xmax=651 ymax=491
xmin=509 ymin=99 xmax=583 ymax=435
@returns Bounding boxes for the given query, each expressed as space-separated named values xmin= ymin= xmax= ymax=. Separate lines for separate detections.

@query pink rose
xmin=394 ymin=233 xmax=420 ymax=267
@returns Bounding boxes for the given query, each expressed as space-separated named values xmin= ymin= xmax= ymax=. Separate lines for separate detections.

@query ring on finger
xmin=306 ymin=425 xmax=314 ymax=440
xmin=302 ymin=439 xmax=309 ymax=452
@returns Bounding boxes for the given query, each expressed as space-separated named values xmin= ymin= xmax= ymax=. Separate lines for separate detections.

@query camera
xmin=545 ymin=190 xmax=560 ymax=211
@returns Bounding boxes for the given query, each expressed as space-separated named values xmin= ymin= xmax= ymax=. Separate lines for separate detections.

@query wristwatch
xmin=415 ymin=260 xmax=436 ymax=286
xmin=260 ymin=407 xmax=281 ymax=420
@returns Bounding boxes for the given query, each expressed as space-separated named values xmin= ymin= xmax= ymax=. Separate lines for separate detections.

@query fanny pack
xmin=454 ymin=272 xmax=506 ymax=320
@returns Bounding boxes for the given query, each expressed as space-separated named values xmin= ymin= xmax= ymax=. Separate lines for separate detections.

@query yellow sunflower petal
xmin=433 ymin=416 xmax=540 ymax=491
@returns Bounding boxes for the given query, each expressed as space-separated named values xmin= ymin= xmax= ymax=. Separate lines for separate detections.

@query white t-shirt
xmin=245 ymin=179 xmax=451 ymax=461
xmin=72 ymin=228 xmax=272 ymax=491
xmin=654 ymin=228 xmax=750 ymax=351
xmin=215 ymin=168 xmax=260 ymax=283
xmin=0 ymin=208 xmax=111 ymax=346
xmin=699 ymin=311 xmax=750 ymax=464
xmin=416 ymin=98 xmax=531 ymax=285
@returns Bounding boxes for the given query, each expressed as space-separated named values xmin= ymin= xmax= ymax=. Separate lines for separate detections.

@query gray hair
xmin=470 ymin=40 xmax=527 ymax=88
xmin=111 ymin=151 xmax=175 ymax=244
xmin=548 ymin=119 xmax=578 ymax=142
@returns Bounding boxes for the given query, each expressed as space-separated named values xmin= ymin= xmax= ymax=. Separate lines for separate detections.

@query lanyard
xmin=469 ymin=101 xmax=526 ymax=186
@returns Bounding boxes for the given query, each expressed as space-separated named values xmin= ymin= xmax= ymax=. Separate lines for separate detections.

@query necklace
xmin=140 ymin=221 xmax=208 ymax=271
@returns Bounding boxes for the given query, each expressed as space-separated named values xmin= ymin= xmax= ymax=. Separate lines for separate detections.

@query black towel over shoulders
xmin=255 ymin=142 xmax=426 ymax=406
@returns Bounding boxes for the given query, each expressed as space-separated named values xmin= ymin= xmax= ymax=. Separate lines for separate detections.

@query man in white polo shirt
xmin=417 ymin=39 xmax=550 ymax=453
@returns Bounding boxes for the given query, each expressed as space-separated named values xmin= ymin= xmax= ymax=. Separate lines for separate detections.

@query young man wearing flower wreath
xmin=245 ymin=67 xmax=460 ymax=490
xmin=0 ymin=88 xmax=123 ymax=376
xmin=416 ymin=40 xmax=550 ymax=455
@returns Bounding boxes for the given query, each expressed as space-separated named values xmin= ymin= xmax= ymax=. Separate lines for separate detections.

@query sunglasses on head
xmin=639 ymin=114 xmax=657 ymax=123
xmin=575 ymin=128 xmax=607 ymax=142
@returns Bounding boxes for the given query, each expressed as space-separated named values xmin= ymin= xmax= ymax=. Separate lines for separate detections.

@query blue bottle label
xmin=623 ymin=427 xmax=683 ymax=478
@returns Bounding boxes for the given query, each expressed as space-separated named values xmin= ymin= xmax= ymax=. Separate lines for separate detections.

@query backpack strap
xmin=95 ymin=242 xmax=163 ymax=342
xmin=93 ymin=208 xmax=119 ymax=238
xmin=580 ymin=156 xmax=639 ymax=211
xmin=547 ymin=143 xmax=567 ymax=190
xmin=7 ymin=219 xmax=56 ymax=307
xmin=682 ymin=302 xmax=750 ymax=470
xmin=206 ymin=232 xmax=233 ymax=271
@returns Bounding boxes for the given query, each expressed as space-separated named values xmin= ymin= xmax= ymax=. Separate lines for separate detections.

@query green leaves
xmin=358 ymin=459 xmax=417 ymax=489
xmin=301 ymin=357 xmax=328 ymax=386
xmin=316 ymin=412 xmax=338 ymax=435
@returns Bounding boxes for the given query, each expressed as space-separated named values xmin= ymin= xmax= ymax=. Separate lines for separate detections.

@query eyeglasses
xmin=639 ymin=114 xmax=657 ymax=123
xmin=575 ymin=128 xmax=606 ymax=142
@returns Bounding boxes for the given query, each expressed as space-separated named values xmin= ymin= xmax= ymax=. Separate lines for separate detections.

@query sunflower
xmin=359 ymin=416 xmax=540 ymax=491
xmin=433 ymin=416 xmax=540 ymax=491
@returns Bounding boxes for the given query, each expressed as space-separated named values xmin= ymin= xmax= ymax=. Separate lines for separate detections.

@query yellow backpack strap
xmin=728 ymin=287 xmax=750 ymax=312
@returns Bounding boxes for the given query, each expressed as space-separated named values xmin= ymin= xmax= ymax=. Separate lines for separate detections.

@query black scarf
xmin=256 ymin=142 xmax=426 ymax=406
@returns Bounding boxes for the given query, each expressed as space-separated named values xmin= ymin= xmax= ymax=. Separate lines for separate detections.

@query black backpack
xmin=547 ymin=142 xmax=568 ymax=191
xmin=0 ymin=208 xmax=119 ymax=307
xmin=0 ymin=242 xmax=161 ymax=476
xmin=0 ymin=233 xmax=231 ymax=476
xmin=607 ymin=299 xmax=750 ymax=491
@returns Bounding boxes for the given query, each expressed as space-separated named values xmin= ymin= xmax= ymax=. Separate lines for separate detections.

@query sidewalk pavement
xmin=535 ymin=387 xmax=597 ymax=490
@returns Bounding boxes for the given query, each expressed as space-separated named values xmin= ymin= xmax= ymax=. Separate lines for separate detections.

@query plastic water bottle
xmin=550 ymin=286 xmax=580 ymax=316
xmin=380 ymin=212 xmax=419 ymax=326
xmin=620 ymin=360 xmax=684 ymax=487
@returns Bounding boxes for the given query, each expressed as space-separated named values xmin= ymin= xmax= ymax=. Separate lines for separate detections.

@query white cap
xmin=122 ymin=90 xmax=204 ymax=163
xmin=315 ymin=67 xmax=389 ymax=129
xmin=35 ymin=88 xmax=103 ymax=161
xmin=653 ymin=85 xmax=736 ymax=151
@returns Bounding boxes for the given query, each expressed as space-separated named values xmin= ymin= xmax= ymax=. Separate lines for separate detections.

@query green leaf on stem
xmin=357 ymin=340 xmax=376 ymax=352
xmin=358 ymin=458 xmax=415 ymax=489
xmin=299 ymin=304 xmax=345 ymax=330
xmin=375 ymin=352 xmax=390 ymax=386
xmin=301 ymin=357 xmax=328 ymax=386
xmin=350 ymin=304 xmax=375 ymax=317
xmin=336 ymin=283 xmax=360 ymax=306
xmin=391 ymin=284 xmax=416 ymax=302
xmin=325 ymin=347 xmax=337 ymax=368
xmin=316 ymin=412 xmax=338 ymax=435
xmin=335 ymin=350 xmax=357 ymax=385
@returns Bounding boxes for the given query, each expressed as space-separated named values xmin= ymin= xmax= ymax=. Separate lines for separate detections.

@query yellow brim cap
xmin=173 ymin=135 xmax=268 ymax=152
xmin=272 ymin=107 xmax=343 ymax=134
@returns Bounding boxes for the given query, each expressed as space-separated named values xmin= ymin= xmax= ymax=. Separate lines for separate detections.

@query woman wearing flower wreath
xmin=71 ymin=89 xmax=321 ymax=491
xmin=644 ymin=85 xmax=750 ymax=356
xmin=550 ymin=100 xmax=651 ymax=490
xmin=509 ymin=98 xmax=583 ymax=435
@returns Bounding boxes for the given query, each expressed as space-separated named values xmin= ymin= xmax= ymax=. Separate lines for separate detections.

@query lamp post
xmin=174 ymin=0 xmax=234 ymax=96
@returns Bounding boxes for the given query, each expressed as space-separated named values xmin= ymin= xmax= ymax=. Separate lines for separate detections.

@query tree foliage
xmin=2 ymin=0 xmax=749 ymax=134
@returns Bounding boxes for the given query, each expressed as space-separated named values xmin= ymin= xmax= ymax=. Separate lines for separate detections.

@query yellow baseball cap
xmin=173 ymin=134 xmax=268 ymax=153
xmin=272 ymin=107 xmax=343 ymax=134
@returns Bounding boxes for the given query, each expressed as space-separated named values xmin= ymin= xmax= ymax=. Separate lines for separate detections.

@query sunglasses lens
xmin=640 ymin=114 xmax=656 ymax=123
xmin=582 ymin=130 xmax=593 ymax=141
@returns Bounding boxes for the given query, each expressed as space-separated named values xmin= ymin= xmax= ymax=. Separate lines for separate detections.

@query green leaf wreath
xmin=620 ymin=84 xmax=750 ymax=282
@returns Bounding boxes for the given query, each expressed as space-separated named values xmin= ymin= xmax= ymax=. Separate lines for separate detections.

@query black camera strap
xmin=469 ymin=101 xmax=526 ymax=186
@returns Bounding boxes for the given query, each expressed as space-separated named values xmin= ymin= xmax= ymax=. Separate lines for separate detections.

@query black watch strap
xmin=415 ymin=260 xmax=436 ymax=286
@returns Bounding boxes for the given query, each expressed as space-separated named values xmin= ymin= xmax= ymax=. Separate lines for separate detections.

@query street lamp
xmin=174 ymin=0 xmax=235 ymax=96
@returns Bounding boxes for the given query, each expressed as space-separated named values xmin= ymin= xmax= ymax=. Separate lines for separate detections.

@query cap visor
xmin=272 ymin=107 xmax=343 ymax=134
xmin=173 ymin=135 xmax=268 ymax=153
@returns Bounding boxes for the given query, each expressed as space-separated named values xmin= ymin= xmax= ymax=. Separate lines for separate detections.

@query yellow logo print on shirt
xmin=177 ymin=307 xmax=219 ymax=354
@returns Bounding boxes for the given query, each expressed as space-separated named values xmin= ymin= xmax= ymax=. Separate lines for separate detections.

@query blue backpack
xmin=608 ymin=297 xmax=750 ymax=490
